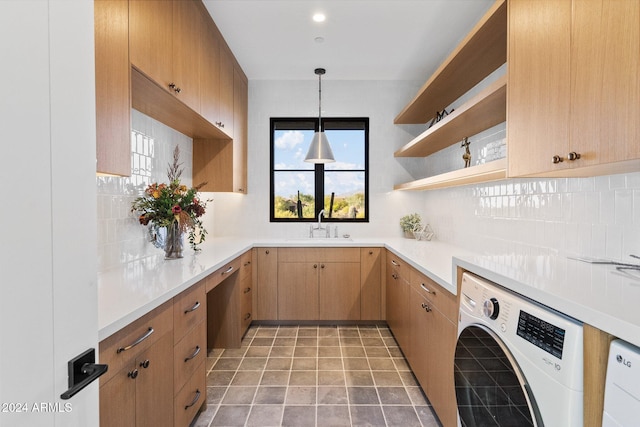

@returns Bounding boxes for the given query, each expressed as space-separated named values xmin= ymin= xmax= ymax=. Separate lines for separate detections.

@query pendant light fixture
xmin=304 ymin=68 xmax=335 ymax=163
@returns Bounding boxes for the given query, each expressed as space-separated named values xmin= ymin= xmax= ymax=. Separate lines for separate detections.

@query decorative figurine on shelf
xmin=461 ymin=137 xmax=471 ymax=168
xmin=427 ymin=108 xmax=454 ymax=129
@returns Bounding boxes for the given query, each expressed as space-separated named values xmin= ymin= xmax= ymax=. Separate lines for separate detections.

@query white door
xmin=0 ymin=2 xmax=99 ymax=426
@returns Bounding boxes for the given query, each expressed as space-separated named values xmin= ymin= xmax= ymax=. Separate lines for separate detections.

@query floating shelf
xmin=394 ymin=0 xmax=506 ymax=125
xmin=395 ymin=75 xmax=506 ymax=158
xmin=394 ymin=158 xmax=507 ymax=191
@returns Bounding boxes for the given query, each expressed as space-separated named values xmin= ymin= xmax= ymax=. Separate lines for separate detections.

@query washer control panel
xmin=517 ymin=310 xmax=566 ymax=359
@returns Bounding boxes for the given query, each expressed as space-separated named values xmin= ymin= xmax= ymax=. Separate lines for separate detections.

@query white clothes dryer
xmin=455 ymin=272 xmax=584 ymax=426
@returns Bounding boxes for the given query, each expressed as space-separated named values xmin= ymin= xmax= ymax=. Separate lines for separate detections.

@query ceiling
xmin=203 ymin=0 xmax=495 ymax=81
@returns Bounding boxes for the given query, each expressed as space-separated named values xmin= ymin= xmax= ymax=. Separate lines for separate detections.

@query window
xmin=270 ymin=117 xmax=369 ymax=222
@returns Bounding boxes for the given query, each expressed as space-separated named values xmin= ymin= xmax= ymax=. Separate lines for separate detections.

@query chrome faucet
xmin=317 ymin=209 xmax=325 ymax=229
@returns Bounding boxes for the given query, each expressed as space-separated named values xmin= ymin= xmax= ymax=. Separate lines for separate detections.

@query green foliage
xmin=274 ymin=192 xmax=366 ymax=219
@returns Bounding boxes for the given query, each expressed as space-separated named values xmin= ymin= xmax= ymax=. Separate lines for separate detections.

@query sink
xmin=285 ymin=238 xmax=354 ymax=244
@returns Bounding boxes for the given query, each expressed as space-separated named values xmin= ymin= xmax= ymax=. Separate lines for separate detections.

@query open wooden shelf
xmin=394 ymin=158 xmax=506 ymax=191
xmin=395 ymin=75 xmax=506 ymax=158
xmin=394 ymin=0 xmax=506 ymax=124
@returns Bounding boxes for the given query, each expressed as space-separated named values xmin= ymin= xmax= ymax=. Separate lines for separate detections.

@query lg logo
xmin=616 ymin=354 xmax=632 ymax=368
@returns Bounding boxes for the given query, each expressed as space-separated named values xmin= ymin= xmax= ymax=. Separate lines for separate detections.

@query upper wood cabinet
xmin=129 ymin=0 xmax=174 ymax=94
xmin=192 ymin=64 xmax=248 ymax=193
xmin=508 ymin=0 xmax=640 ymax=178
xmin=129 ymin=0 xmax=201 ymax=112
xmin=95 ymin=0 xmax=131 ymax=176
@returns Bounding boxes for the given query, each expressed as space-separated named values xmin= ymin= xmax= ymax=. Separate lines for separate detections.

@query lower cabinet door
xmin=277 ymin=262 xmax=319 ymax=320
xmin=175 ymin=361 xmax=206 ymax=427
xmin=136 ymin=333 xmax=174 ymax=427
xmin=100 ymin=360 xmax=137 ymax=427
xmin=319 ymin=262 xmax=361 ymax=320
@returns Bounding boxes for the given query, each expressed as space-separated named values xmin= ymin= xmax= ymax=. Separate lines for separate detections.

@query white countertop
xmin=454 ymin=253 xmax=640 ymax=347
xmin=98 ymin=237 xmax=640 ymax=348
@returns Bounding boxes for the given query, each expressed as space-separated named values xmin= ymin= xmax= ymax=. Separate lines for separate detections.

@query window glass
xmin=271 ymin=118 xmax=368 ymax=222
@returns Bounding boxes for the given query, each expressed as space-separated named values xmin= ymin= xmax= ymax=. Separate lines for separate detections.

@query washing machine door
xmin=455 ymin=325 xmax=542 ymax=427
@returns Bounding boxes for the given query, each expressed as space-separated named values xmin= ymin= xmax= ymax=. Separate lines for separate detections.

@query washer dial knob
xmin=483 ymin=298 xmax=500 ymax=320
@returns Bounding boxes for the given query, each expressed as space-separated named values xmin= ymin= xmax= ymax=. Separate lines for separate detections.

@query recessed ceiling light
xmin=313 ymin=13 xmax=326 ymax=23
xmin=314 ymin=36 xmax=325 ymax=43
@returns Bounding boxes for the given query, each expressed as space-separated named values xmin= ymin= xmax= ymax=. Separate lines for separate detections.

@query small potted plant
xmin=399 ymin=213 xmax=422 ymax=238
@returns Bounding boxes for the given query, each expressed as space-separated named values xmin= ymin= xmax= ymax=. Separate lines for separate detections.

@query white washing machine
xmin=455 ymin=272 xmax=584 ymax=426
xmin=602 ymin=339 xmax=640 ymax=426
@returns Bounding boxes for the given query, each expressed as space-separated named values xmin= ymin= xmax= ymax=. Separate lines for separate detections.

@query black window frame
xmin=270 ymin=117 xmax=370 ymax=223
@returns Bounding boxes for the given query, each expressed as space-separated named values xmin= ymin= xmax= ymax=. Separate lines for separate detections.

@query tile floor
xmin=191 ymin=324 xmax=441 ymax=427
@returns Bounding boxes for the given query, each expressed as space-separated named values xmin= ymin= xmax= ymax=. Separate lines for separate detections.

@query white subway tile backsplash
xmin=96 ymin=110 xmax=193 ymax=272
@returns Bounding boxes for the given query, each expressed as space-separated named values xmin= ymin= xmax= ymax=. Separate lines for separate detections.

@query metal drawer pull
xmin=244 ymin=313 xmax=251 ymax=321
xmin=421 ymin=303 xmax=432 ymax=312
xmin=391 ymin=260 xmax=399 ymax=267
xmin=184 ymin=389 xmax=201 ymax=410
xmin=117 ymin=327 xmax=154 ymax=353
xmin=184 ymin=301 xmax=201 ymax=314
xmin=140 ymin=359 xmax=150 ymax=369
xmin=128 ymin=369 xmax=138 ymax=379
xmin=222 ymin=266 xmax=234 ymax=275
xmin=184 ymin=346 xmax=201 ymax=363
xmin=243 ymin=287 xmax=251 ymax=294
xmin=391 ymin=273 xmax=398 ymax=280
xmin=420 ymin=283 xmax=435 ymax=295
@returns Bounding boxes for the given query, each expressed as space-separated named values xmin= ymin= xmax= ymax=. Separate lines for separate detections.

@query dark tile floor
xmin=191 ymin=324 xmax=441 ymax=427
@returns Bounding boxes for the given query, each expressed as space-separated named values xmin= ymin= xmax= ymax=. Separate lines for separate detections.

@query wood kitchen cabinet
xmin=508 ymin=0 xmax=640 ymax=178
xmin=408 ymin=269 xmax=458 ymax=427
xmin=173 ymin=280 xmax=206 ymax=425
xmin=193 ymin=65 xmax=248 ymax=193
xmin=385 ymin=254 xmax=410 ymax=352
xmin=129 ymin=0 xmax=201 ymax=111
xmin=99 ymin=302 xmax=174 ymax=427
xmin=94 ymin=0 xmax=131 ymax=176
xmin=256 ymin=248 xmax=278 ymax=320
xmin=277 ymin=248 xmax=361 ymax=321
xmin=361 ymin=247 xmax=383 ymax=320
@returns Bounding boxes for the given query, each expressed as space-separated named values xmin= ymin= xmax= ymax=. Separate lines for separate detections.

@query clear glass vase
xmin=164 ymin=221 xmax=184 ymax=259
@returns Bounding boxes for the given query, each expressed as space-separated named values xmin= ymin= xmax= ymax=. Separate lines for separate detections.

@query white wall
xmin=1 ymin=2 xmax=98 ymax=426
xmin=204 ymin=79 xmax=426 ymax=239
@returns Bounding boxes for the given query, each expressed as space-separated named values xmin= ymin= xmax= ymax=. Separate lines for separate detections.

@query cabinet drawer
xmin=239 ymin=250 xmax=252 ymax=281
xmin=387 ymin=252 xmax=408 ymax=282
xmin=173 ymin=280 xmax=206 ymax=343
xmin=206 ymin=257 xmax=241 ymax=292
xmin=174 ymin=320 xmax=206 ymax=394
xmin=99 ymin=300 xmax=173 ymax=385
xmin=410 ymin=269 xmax=457 ymax=323
xmin=279 ymin=247 xmax=360 ymax=263
xmin=175 ymin=361 xmax=206 ymax=427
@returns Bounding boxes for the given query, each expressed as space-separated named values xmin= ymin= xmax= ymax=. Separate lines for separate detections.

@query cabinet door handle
xmin=244 ymin=261 xmax=251 ymax=267
xmin=184 ymin=301 xmax=201 ymax=314
xmin=320 ymin=264 xmax=325 ymax=269
xmin=265 ymin=250 xmax=270 ymax=255
xmin=567 ymin=151 xmax=581 ymax=161
xmin=184 ymin=389 xmax=201 ymax=410
xmin=243 ymin=287 xmax=251 ymax=294
xmin=184 ymin=346 xmax=201 ymax=363
xmin=313 ymin=264 xmax=318 ymax=269
xmin=369 ymin=250 xmax=373 ymax=255
xmin=552 ymin=155 xmax=564 ymax=164
xmin=222 ymin=266 xmax=234 ymax=275
xmin=420 ymin=283 xmax=435 ymax=295
xmin=140 ymin=359 xmax=150 ymax=369
xmin=117 ymin=327 xmax=154 ymax=353
xmin=244 ymin=312 xmax=251 ymax=321
xmin=391 ymin=260 xmax=400 ymax=267
xmin=391 ymin=273 xmax=398 ymax=280
xmin=421 ymin=303 xmax=432 ymax=312
xmin=128 ymin=369 xmax=139 ymax=379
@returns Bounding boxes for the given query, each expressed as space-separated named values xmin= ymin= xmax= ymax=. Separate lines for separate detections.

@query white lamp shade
xmin=304 ymin=131 xmax=335 ymax=163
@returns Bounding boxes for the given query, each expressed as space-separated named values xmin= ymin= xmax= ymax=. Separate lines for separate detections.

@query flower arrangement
xmin=399 ymin=213 xmax=422 ymax=233
xmin=132 ymin=146 xmax=209 ymax=251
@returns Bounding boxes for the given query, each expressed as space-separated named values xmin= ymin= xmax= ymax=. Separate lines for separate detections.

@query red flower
xmin=172 ymin=205 xmax=182 ymax=215
xmin=138 ymin=214 xmax=150 ymax=225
